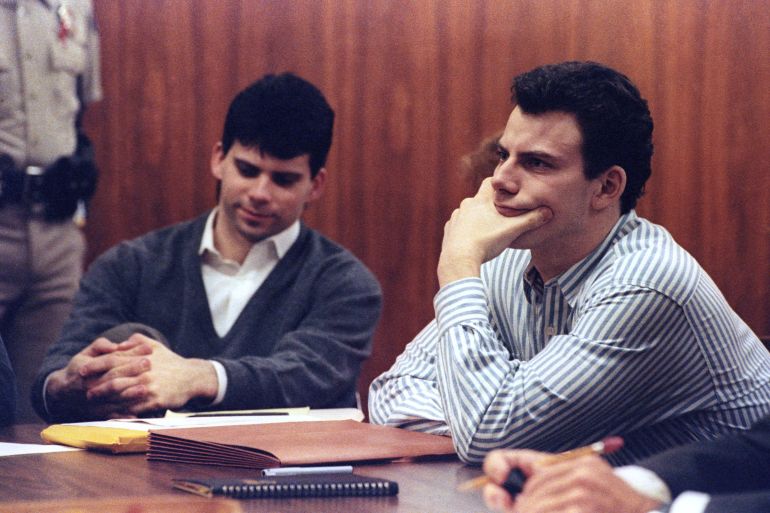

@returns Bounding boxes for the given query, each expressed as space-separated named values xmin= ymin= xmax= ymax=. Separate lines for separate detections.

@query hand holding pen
xmin=459 ymin=437 xmax=631 ymax=513
xmin=460 ymin=436 xmax=624 ymax=494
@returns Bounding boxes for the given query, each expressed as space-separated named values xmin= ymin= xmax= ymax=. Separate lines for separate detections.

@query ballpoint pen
xmin=261 ymin=465 xmax=354 ymax=477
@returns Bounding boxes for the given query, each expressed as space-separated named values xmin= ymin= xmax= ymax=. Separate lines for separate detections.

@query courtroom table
xmin=0 ymin=424 xmax=491 ymax=512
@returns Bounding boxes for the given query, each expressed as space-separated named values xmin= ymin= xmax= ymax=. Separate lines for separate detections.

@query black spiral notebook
xmin=172 ymin=473 xmax=399 ymax=499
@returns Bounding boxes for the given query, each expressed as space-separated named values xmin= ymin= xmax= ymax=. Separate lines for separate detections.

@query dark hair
xmin=511 ymin=61 xmax=653 ymax=213
xmin=221 ymin=73 xmax=334 ymax=177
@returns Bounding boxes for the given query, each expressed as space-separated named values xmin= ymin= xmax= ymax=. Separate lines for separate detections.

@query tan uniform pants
xmin=0 ymin=205 xmax=84 ymax=422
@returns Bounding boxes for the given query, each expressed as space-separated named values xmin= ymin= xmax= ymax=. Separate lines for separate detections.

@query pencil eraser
xmin=503 ymin=468 xmax=526 ymax=497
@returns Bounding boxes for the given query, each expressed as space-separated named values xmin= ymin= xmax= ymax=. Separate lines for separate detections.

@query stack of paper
xmin=40 ymin=407 xmax=365 ymax=454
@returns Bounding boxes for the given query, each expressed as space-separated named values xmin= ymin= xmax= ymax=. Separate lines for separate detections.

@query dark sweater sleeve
xmin=216 ymin=251 xmax=382 ymax=410
xmin=0 ymin=336 xmax=17 ymax=426
xmin=640 ymin=415 xmax=770 ymax=509
xmin=31 ymin=243 xmax=140 ymax=421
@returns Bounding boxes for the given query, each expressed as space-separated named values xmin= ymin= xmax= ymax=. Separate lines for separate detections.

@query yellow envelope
xmin=40 ymin=424 xmax=148 ymax=454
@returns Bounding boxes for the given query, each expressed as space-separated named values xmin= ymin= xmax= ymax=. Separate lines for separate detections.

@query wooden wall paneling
xmin=341 ymin=1 xmax=450 ymax=388
xmin=83 ymin=0 xmax=770 ymax=413
xmin=639 ymin=0 xmax=770 ymax=332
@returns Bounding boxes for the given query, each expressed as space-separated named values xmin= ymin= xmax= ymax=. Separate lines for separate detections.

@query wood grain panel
xmin=85 ymin=0 xmax=770 ymax=411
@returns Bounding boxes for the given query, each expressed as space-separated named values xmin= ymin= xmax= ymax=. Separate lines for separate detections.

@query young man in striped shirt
xmin=368 ymin=61 xmax=770 ymax=465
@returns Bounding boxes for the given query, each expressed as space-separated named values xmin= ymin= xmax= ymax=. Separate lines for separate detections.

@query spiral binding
xmin=222 ymin=480 xmax=396 ymax=498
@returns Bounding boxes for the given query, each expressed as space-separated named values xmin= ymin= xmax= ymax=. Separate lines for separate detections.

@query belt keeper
xmin=24 ymin=165 xmax=46 ymax=214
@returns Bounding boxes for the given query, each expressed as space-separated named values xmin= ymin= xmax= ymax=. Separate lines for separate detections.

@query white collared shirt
xmin=198 ymin=209 xmax=300 ymax=405
xmin=199 ymin=209 xmax=299 ymax=337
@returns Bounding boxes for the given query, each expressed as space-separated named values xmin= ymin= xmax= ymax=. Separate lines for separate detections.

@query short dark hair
xmin=221 ymin=73 xmax=334 ymax=177
xmin=511 ymin=61 xmax=654 ymax=213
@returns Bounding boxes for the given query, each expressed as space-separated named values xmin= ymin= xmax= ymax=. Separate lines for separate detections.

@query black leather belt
xmin=0 ymin=153 xmax=98 ymax=221
xmin=0 ymin=154 xmax=46 ymax=206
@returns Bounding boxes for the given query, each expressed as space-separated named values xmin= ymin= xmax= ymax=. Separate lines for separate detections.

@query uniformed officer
xmin=0 ymin=0 xmax=102 ymax=422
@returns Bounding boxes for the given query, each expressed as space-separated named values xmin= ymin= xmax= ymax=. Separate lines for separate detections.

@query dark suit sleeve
xmin=641 ymin=415 xmax=770 ymax=510
xmin=704 ymin=491 xmax=770 ymax=513
xmin=0 ymin=336 xmax=17 ymax=425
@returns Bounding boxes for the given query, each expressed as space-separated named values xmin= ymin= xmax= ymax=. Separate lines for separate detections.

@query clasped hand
xmin=438 ymin=178 xmax=552 ymax=286
xmin=48 ymin=334 xmax=216 ymax=419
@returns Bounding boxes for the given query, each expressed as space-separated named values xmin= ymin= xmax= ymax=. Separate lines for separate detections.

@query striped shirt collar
xmin=1 ymin=0 xmax=61 ymax=8
xmin=524 ymin=211 xmax=640 ymax=306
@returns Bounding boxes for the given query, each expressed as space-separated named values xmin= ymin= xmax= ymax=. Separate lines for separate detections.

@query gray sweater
xmin=33 ymin=213 xmax=382 ymax=422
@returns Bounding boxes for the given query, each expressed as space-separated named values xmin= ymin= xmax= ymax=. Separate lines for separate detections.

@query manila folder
xmin=147 ymin=420 xmax=456 ymax=469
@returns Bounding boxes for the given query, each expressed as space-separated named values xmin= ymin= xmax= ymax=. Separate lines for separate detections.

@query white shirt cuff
xmin=208 ymin=360 xmax=227 ymax=405
xmin=669 ymin=491 xmax=710 ymax=513
xmin=614 ymin=465 xmax=672 ymax=504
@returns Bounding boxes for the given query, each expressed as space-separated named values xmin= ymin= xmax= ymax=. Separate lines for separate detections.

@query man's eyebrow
xmin=234 ymin=158 xmax=260 ymax=170
xmin=518 ymin=150 xmax=558 ymax=160
xmin=235 ymin=158 xmax=304 ymax=177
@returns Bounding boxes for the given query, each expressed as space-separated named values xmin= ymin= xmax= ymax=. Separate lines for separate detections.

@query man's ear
xmin=210 ymin=142 xmax=225 ymax=180
xmin=307 ymin=168 xmax=327 ymax=204
xmin=591 ymin=165 xmax=626 ymax=211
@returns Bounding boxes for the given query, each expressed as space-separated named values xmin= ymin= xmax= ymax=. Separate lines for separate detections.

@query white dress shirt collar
xmin=198 ymin=208 xmax=300 ymax=264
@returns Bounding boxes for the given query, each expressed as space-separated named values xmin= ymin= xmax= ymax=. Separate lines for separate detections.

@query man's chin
xmin=507 ymin=230 xmax=542 ymax=250
xmin=236 ymin=223 xmax=273 ymax=244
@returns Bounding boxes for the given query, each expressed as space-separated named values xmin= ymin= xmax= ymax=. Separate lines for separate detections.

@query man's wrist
xmin=437 ymin=254 xmax=482 ymax=286
xmin=187 ymin=359 xmax=220 ymax=403
xmin=42 ymin=369 xmax=89 ymax=421
xmin=44 ymin=367 xmax=81 ymax=405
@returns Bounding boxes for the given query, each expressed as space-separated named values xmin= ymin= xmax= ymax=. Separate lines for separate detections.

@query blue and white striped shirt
xmin=369 ymin=212 xmax=770 ymax=465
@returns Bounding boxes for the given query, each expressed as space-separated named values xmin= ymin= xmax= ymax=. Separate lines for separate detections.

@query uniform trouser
xmin=0 ymin=205 xmax=84 ymax=422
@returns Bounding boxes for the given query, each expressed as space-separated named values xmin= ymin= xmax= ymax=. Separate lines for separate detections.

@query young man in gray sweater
xmin=33 ymin=73 xmax=382 ymax=422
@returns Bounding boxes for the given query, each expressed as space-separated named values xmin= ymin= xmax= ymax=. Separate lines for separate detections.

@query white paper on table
xmin=65 ymin=407 xmax=365 ymax=432
xmin=0 ymin=441 xmax=81 ymax=457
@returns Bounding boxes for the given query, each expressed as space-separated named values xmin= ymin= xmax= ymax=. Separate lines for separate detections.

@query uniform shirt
xmin=369 ymin=211 xmax=770 ymax=465
xmin=0 ymin=0 xmax=102 ymax=167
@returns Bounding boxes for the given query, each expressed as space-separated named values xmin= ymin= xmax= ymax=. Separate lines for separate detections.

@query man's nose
xmin=490 ymin=159 xmax=520 ymax=195
xmin=247 ymin=174 xmax=272 ymax=201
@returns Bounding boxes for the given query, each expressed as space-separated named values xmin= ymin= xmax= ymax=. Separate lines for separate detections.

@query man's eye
xmin=496 ymin=148 xmax=509 ymax=162
xmin=236 ymin=163 xmax=259 ymax=178
xmin=272 ymin=175 xmax=300 ymax=187
xmin=524 ymin=157 xmax=551 ymax=169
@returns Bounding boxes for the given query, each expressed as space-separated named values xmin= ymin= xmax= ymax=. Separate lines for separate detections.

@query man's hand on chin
xmin=437 ymin=178 xmax=552 ymax=286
